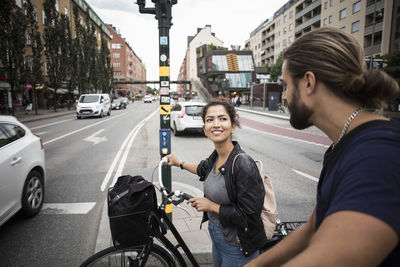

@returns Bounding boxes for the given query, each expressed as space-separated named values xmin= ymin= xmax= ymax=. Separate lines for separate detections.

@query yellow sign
xmin=160 ymin=105 xmax=171 ymax=115
xmin=159 ymin=66 xmax=170 ymax=77
xmin=165 ymin=203 xmax=173 ymax=213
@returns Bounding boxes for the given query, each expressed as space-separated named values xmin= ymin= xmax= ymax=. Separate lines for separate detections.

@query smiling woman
xmin=166 ymin=97 xmax=268 ymax=267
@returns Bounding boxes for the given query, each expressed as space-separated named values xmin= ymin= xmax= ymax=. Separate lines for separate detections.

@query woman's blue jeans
xmin=208 ymin=222 xmax=259 ymax=267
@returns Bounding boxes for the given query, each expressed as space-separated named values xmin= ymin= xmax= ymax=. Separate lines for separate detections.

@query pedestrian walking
xmin=245 ymin=27 xmax=400 ymax=267
xmin=167 ymin=97 xmax=267 ymax=267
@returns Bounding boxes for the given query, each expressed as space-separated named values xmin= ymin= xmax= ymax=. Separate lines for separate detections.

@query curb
xmin=236 ymin=107 xmax=290 ymax=120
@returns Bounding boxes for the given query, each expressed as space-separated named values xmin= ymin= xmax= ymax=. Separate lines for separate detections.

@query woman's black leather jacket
xmin=196 ymin=141 xmax=267 ymax=256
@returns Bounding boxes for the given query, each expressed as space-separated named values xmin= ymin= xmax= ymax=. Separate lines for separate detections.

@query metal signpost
xmin=136 ymin=0 xmax=177 ymax=219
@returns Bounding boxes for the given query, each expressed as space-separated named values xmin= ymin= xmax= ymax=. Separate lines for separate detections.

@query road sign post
xmin=137 ymin=0 xmax=177 ymax=220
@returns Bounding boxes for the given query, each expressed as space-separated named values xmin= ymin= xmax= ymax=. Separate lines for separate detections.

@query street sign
xmin=160 ymin=105 xmax=171 ymax=115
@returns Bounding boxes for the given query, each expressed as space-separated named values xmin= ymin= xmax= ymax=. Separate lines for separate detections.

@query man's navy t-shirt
xmin=316 ymin=120 xmax=400 ymax=266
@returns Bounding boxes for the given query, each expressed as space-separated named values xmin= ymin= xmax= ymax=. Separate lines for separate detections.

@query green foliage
xmin=269 ymin=52 xmax=283 ymax=82
xmin=0 ymin=0 xmax=28 ymax=108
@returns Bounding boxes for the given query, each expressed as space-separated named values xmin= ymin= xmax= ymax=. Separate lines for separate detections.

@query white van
xmin=76 ymin=94 xmax=111 ymax=119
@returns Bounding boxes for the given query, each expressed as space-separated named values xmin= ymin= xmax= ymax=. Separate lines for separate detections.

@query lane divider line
xmin=40 ymin=202 xmax=96 ymax=214
xmin=31 ymin=118 xmax=73 ymax=130
xmin=292 ymin=169 xmax=319 ymax=182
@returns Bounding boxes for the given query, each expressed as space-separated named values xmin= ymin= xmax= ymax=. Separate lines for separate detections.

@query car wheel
xmin=77 ymin=116 xmax=81 ymax=119
xmin=173 ymin=122 xmax=180 ymax=136
xmin=21 ymin=170 xmax=44 ymax=217
xmin=99 ymin=110 xmax=103 ymax=118
xmin=107 ymin=109 xmax=111 ymax=116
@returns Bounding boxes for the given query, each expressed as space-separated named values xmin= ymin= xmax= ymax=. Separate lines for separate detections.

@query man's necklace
xmin=334 ymin=107 xmax=364 ymax=148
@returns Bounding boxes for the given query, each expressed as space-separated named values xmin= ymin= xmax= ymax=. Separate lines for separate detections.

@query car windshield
xmin=113 ymin=100 xmax=121 ymax=104
xmin=79 ymin=95 xmax=99 ymax=103
xmin=185 ymin=105 xmax=203 ymax=116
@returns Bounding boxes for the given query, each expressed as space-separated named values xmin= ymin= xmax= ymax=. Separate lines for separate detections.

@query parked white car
xmin=0 ymin=115 xmax=45 ymax=227
xmin=76 ymin=94 xmax=111 ymax=119
xmin=170 ymin=102 xmax=206 ymax=136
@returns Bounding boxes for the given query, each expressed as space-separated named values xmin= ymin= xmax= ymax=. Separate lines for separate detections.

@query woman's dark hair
xmin=283 ymin=27 xmax=399 ymax=109
xmin=201 ymin=97 xmax=240 ymax=127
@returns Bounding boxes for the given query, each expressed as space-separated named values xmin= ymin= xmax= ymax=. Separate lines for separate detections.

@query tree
xmin=269 ymin=52 xmax=283 ymax=82
xmin=43 ymin=0 xmax=66 ymax=111
xmin=382 ymin=51 xmax=400 ymax=111
xmin=0 ymin=0 xmax=28 ymax=114
xmin=24 ymin=0 xmax=43 ymax=114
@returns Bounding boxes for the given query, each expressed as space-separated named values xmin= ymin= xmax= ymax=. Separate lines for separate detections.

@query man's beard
xmin=287 ymin=89 xmax=313 ymax=130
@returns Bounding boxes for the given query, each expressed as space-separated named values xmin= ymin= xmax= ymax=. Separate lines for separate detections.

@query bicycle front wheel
xmin=80 ymin=244 xmax=177 ymax=267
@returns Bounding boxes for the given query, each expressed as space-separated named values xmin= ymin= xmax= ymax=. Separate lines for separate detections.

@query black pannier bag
xmin=108 ymin=175 xmax=165 ymax=248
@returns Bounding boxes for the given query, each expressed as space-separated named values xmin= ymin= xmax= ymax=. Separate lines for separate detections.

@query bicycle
xmin=80 ymin=158 xmax=306 ymax=266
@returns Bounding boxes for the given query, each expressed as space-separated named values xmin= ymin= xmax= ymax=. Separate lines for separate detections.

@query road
xmin=0 ymin=102 xmax=330 ymax=266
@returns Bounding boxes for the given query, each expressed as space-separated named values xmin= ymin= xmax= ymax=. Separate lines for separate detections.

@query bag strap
xmin=149 ymin=210 xmax=167 ymax=236
xmin=109 ymin=189 xmax=129 ymax=207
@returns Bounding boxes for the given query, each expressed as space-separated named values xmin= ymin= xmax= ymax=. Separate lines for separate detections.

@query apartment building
xmin=108 ymin=25 xmax=146 ymax=98
xmin=246 ymin=0 xmax=398 ymax=69
xmin=177 ymin=25 xmax=224 ymax=97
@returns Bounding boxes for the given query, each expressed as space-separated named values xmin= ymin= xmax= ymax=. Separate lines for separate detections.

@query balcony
xmin=364 ymin=44 xmax=381 ymax=55
xmin=364 ymin=22 xmax=383 ymax=35
xmin=365 ymin=0 xmax=384 ymax=15
xmin=295 ymin=0 xmax=321 ymax=20
xmin=295 ymin=14 xmax=321 ymax=33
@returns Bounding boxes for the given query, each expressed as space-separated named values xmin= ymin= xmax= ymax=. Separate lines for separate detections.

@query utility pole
xmin=136 ymin=0 xmax=177 ymax=220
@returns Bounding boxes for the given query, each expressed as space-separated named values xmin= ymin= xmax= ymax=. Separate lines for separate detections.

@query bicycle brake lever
xmin=174 ymin=205 xmax=192 ymax=221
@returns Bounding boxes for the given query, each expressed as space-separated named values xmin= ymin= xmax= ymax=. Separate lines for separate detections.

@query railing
xmin=295 ymin=14 xmax=321 ymax=33
xmin=295 ymin=0 xmax=321 ymax=20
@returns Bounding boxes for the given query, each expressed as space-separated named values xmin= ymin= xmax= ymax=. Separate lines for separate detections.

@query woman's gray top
xmin=204 ymin=164 xmax=238 ymax=245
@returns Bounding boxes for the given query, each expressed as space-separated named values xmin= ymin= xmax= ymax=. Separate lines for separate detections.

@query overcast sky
xmin=86 ymin=0 xmax=289 ymax=86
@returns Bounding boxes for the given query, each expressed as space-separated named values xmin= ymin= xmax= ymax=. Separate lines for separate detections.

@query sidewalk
xmin=13 ymin=108 xmax=75 ymax=123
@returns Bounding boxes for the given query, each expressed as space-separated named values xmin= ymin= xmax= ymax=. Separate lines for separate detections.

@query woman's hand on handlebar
xmin=165 ymin=154 xmax=180 ymax=167
xmin=188 ymin=197 xmax=220 ymax=214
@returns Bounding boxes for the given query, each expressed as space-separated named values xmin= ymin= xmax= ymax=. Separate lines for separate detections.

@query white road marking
xmin=242 ymin=125 xmax=330 ymax=148
xmin=293 ymin=169 xmax=319 ymax=182
xmin=101 ymin=109 xmax=158 ymax=191
xmin=35 ymin=131 xmax=48 ymax=136
xmin=84 ymin=129 xmax=107 ymax=145
xmin=40 ymin=202 xmax=96 ymax=214
xmin=43 ymin=113 xmax=126 ymax=145
xmin=31 ymin=118 xmax=73 ymax=130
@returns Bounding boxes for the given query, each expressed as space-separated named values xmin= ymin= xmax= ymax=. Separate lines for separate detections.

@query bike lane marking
xmin=240 ymin=117 xmax=332 ymax=147
xmin=43 ymin=112 xmax=127 ymax=145
xmin=101 ymin=109 xmax=158 ymax=191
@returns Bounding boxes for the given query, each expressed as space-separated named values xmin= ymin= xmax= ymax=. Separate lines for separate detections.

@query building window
xmin=289 ymin=36 xmax=294 ymax=44
xmin=339 ymin=8 xmax=347 ymax=20
xmin=283 ymin=27 xmax=287 ymax=34
xmin=330 ymin=0 xmax=333 ymax=6
xmin=289 ymin=23 xmax=293 ymax=31
xmin=329 ymin=15 xmax=333 ymax=24
xmin=42 ymin=10 xmax=46 ymax=24
xmin=15 ymin=0 xmax=22 ymax=8
xmin=113 ymin=62 xmax=120 ymax=68
xmin=324 ymin=1 xmax=328 ymax=9
xmin=351 ymin=20 xmax=360 ymax=32
xmin=284 ymin=15 xmax=287 ymax=23
xmin=113 ymin=52 xmax=120 ymax=58
xmin=114 ymin=71 xmax=122 ymax=76
xmin=26 ymin=30 xmax=30 ymax=45
xmin=289 ymin=11 xmax=293 ymax=19
xmin=324 ymin=18 xmax=327 ymax=25
xmin=353 ymin=1 xmax=361 ymax=13
xmin=64 ymin=7 xmax=68 ymax=16
xmin=340 ymin=26 xmax=346 ymax=31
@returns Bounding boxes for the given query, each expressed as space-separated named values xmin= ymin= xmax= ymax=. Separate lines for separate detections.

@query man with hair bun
xmin=246 ymin=27 xmax=400 ymax=267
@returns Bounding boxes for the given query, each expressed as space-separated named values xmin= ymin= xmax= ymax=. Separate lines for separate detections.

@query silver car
xmin=170 ymin=102 xmax=206 ymax=136
xmin=0 ymin=115 xmax=45 ymax=227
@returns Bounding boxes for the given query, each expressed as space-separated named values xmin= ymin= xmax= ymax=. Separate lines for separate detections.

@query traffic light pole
xmin=137 ymin=0 xmax=177 ymax=220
